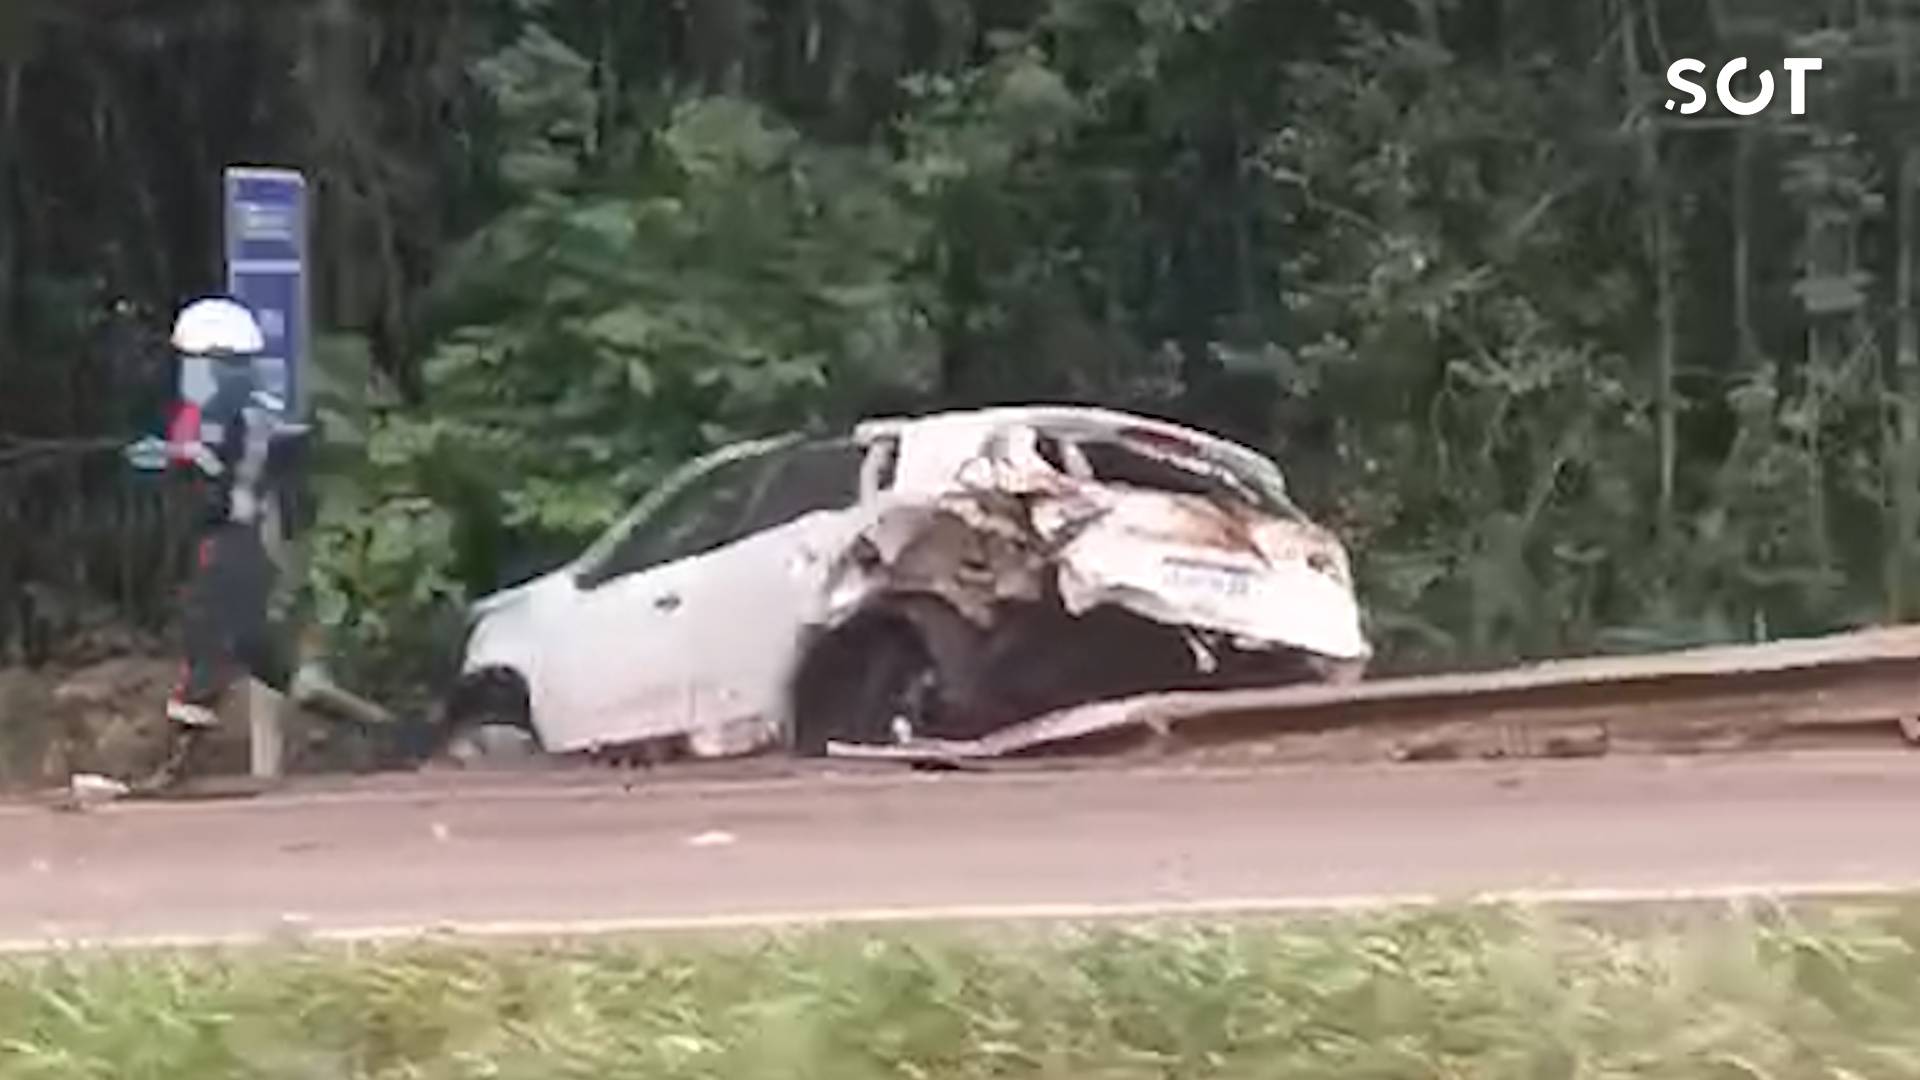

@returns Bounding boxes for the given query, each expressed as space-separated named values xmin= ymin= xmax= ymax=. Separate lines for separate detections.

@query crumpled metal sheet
xmin=816 ymin=426 xmax=1370 ymax=664
xmin=822 ymin=498 xmax=1051 ymax=628
xmin=1047 ymin=493 xmax=1370 ymax=661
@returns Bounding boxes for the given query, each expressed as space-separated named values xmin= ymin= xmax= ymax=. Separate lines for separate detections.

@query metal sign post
xmin=223 ymin=166 xmax=311 ymax=780
xmin=222 ymin=166 xmax=310 ymax=420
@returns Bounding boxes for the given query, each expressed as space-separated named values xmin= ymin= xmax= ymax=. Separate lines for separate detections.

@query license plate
xmin=1162 ymin=557 xmax=1254 ymax=598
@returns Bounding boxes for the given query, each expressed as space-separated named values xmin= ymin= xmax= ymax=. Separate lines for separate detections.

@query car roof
xmin=853 ymin=404 xmax=1285 ymax=483
xmin=856 ymin=404 xmax=1244 ymax=452
xmin=674 ymin=406 xmax=1292 ymax=507
xmin=571 ymin=407 xmax=1298 ymax=578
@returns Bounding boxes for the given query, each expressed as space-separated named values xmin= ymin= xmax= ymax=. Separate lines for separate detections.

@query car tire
xmin=1312 ymin=656 xmax=1367 ymax=686
xmin=436 ymin=667 xmax=539 ymax=767
xmin=791 ymin=598 xmax=989 ymax=755
xmin=444 ymin=722 xmax=543 ymax=768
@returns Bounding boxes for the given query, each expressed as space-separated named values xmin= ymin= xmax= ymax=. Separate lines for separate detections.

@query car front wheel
xmin=434 ymin=666 xmax=541 ymax=768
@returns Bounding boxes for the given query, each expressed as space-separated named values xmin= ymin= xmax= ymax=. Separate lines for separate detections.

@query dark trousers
xmin=172 ymin=522 xmax=281 ymax=706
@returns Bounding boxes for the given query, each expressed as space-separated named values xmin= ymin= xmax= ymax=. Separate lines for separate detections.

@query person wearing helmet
xmin=147 ymin=297 xmax=289 ymax=784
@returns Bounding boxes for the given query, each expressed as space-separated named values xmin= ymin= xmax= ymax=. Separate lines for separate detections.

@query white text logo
xmin=1666 ymin=58 xmax=1824 ymax=116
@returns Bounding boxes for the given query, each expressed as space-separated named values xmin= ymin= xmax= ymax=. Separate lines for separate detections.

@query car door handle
xmin=653 ymin=592 xmax=682 ymax=612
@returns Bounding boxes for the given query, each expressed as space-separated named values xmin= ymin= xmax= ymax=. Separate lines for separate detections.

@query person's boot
xmin=130 ymin=700 xmax=220 ymax=793
xmin=166 ymin=699 xmax=222 ymax=730
xmin=129 ymin=730 xmax=197 ymax=793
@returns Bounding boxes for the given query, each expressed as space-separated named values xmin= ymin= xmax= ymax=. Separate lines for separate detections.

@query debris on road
xmin=62 ymin=772 xmax=130 ymax=810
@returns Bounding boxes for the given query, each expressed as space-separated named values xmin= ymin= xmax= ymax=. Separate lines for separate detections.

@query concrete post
xmin=247 ymin=678 xmax=285 ymax=779
xmin=246 ymin=496 xmax=290 ymax=780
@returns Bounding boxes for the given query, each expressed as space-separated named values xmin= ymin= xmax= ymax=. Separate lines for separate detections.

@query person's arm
xmin=190 ymin=379 xmax=250 ymax=479
xmin=222 ymin=390 xmax=284 ymax=524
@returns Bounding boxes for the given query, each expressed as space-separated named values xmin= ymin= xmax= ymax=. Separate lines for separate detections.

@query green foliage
xmin=306 ymin=20 xmax=942 ymax=688
xmin=469 ymin=20 xmax=600 ymax=190
xmin=296 ymin=333 xmax=462 ymax=704
xmin=298 ymin=0 xmax=1920 ymax=682
xmin=404 ymin=87 xmax=936 ymax=542
xmin=16 ymin=0 xmax=1920 ymax=686
xmin=1172 ymin=27 xmax=1613 ymax=665
xmin=6 ymin=904 xmax=1920 ymax=1077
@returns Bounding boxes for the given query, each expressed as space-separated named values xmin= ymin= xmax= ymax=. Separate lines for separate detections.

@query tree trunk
xmin=689 ymin=0 xmax=752 ymax=96
xmin=1892 ymin=8 xmax=1919 ymax=617
xmin=596 ymin=0 xmax=618 ymax=158
xmin=1621 ymin=0 xmax=1679 ymax=548
xmin=0 ymin=60 xmax=20 ymax=353
xmin=1734 ymin=129 xmax=1759 ymax=370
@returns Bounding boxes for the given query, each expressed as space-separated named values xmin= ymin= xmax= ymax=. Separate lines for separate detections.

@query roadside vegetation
xmin=7 ymin=1 xmax=1920 ymax=720
xmin=3 ymin=902 xmax=1920 ymax=1078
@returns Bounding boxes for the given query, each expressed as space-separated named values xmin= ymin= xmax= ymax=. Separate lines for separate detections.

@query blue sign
xmin=223 ymin=166 xmax=309 ymax=419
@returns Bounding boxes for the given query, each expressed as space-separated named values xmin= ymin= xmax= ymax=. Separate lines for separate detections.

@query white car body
xmin=455 ymin=406 xmax=1370 ymax=758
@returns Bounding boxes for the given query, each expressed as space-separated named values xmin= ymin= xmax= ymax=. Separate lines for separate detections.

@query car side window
xmin=737 ymin=440 xmax=868 ymax=535
xmin=865 ymin=435 xmax=900 ymax=492
xmin=579 ymin=454 xmax=772 ymax=588
xmin=1035 ymin=433 xmax=1070 ymax=472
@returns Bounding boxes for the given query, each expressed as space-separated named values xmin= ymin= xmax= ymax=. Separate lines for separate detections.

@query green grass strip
xmin=4 ymin=901 xmax=1920 ymax=1079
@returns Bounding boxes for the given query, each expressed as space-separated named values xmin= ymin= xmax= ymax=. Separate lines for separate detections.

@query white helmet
xmin=170 ymin=297 xmax=264 ymax=357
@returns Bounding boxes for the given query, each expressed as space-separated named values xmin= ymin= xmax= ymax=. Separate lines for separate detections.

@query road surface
xmin=3 ymin=752 xmax=1920 ymax=948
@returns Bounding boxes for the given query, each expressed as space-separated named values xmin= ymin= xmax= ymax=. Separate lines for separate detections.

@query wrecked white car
xmin=444 ymin=406 xmax=1370 ymax=760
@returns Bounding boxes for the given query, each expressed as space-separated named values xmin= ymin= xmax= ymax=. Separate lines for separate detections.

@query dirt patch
xmin=0 ymin=666 xmax=61 ymax=788
xmin=0 ymin=656 xmax=257 ymax=788
xmin=47 ymin=657 xmax=180 ymax=781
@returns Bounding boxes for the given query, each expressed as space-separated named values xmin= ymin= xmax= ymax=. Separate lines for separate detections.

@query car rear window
xmin=1071 ymin=435 xmax=1296 ymax=518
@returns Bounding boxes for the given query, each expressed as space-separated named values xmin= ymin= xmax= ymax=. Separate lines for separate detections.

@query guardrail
xmin=829 ymin=625 xmax=1920 ymax=765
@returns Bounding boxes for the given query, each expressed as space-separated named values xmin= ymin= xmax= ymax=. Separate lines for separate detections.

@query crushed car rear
xmin=793 ymin=410 xmax=1372 ymax=749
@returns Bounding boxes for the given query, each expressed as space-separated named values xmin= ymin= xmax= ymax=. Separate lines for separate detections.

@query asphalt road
xmin=3 ymin=752 xmax=1920 ymax=948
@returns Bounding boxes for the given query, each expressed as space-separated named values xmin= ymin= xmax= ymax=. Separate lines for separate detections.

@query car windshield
xmin=570 ymin=437 xmax=795 ymax=575
xmin=570 ymin=481 xmax=684 ymax=576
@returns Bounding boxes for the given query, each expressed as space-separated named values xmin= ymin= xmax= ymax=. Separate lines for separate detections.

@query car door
xmin=672 ymin=438 xmax=876 ymax=748
xmin=541 ymin=448 xmax=779 ymax=751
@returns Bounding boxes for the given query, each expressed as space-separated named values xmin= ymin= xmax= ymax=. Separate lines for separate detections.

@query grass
xmin=4 ymin=902 xmax=1920 ymax=1078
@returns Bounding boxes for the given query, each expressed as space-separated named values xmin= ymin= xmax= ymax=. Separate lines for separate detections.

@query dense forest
xmin=3 ymin=0 xmax=1919 ymax=697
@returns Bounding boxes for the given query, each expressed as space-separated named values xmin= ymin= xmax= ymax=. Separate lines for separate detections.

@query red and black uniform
xmin=168 ymin=368 xmax=284 ymax=713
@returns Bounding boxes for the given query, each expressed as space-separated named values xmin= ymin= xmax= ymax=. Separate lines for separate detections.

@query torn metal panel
xmin=826 ymin=695 xmax=1151 ymax=762
xmin=1046 ymin=492 xmax=1370 ymax=662
xmin=817 ymin=429 xmax=1086 ymax=629
xmin=820 ymin=499 xmax=1052 ymax=629
xmin=820 ymin=420 xmax=1369 ymax=665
